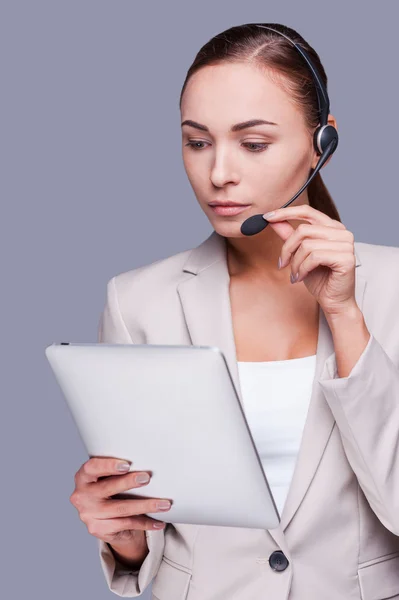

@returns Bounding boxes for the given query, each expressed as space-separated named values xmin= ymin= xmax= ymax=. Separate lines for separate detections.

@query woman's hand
xmin=263 ymin=204 xmax=358 ymax=317
xmin=70 ymin=457 xmax=171 ymax=547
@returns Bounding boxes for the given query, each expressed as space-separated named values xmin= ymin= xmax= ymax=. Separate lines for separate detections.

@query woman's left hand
xmin=263 ymin=204 xmax=358 ymax=317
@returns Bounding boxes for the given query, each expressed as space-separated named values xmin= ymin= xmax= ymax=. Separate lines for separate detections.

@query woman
xmin=71 ymin=23 xmax=399 ymax=599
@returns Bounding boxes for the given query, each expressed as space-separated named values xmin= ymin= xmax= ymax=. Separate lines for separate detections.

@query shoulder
xmin=104 ymin=245 xmax=195 ymax=324
xmin=355 ymin=240 xmax=399 ymax=317
xmin=355 ymin=240 xmax=399 ymax=284
xmin=112 ymin=245 xmax=193 ymax=293
xmin=354 ymin=241 xmax=399 ymax=350
xmin=355 ymin=240 xmax=399 ymax=266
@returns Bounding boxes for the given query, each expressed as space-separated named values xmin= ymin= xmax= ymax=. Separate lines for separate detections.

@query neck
xmin=225 ymin=220 xmax=299 ymax=281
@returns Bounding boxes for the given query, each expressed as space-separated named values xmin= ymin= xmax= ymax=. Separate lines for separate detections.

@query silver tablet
xmin=45 ymin=342 xmax=280 ymax=529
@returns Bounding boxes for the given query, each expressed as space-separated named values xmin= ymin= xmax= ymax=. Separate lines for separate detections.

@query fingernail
xmin=116 ymin=461 xmax=131 ymax=471
xmin=157 ymin=500 xmax=171 ymax=510
xmin=263 ymin=211 xmax=275 ymax=219
xmin=136 ymin=473 xmax=150 ymax=483
xmin=277 ymin=257 xmax=282 ymax=269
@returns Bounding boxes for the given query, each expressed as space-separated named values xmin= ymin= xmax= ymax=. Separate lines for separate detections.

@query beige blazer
xmin=97 ymin=230 xmax=399 ymax=600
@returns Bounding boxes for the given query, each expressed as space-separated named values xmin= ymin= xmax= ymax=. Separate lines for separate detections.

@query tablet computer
xmin=45 ymin=341 xmax=280 ymax=530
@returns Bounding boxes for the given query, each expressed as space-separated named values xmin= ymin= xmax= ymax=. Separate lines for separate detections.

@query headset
xmin=240 ymin=24 xmax=339 ymax=236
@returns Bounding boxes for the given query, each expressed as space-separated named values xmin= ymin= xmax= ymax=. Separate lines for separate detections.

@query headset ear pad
xmin=313 ymin=124 xmax=339 ymax=156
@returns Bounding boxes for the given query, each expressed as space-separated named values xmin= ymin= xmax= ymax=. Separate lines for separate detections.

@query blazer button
xmin=269 ymin=550 xmax=289 ymax=572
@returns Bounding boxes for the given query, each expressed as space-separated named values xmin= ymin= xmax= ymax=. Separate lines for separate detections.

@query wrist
xmin=324 ymin=301 xmax=363 ymax=327
xmin=108 ymin=531 xmax=149 ymax=570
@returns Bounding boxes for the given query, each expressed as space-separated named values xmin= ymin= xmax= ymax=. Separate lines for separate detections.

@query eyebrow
xmin=181 ymin=118 xmax=279 ymax=132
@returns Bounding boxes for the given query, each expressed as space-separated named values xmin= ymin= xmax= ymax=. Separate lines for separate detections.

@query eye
xmin=243 ymin=143 xmax=269 ymax=152
xmin=185 ymin=141 xmax=209 ymax=151
xmin=185 ymin=141 xmax=270 ymax=152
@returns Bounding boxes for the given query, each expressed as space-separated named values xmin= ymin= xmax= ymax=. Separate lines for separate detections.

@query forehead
xmin=181 ymin=62 xmax=303 ymax=131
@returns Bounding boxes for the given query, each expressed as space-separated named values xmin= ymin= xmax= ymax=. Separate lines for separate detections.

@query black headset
xmin=240 ymin=24 xmax=339 ymax=236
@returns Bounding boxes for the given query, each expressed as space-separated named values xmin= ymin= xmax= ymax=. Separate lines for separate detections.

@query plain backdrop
xmin=2 ymin=1 xmax=398 ymax=598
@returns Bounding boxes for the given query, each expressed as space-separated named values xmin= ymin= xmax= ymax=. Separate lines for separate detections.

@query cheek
xmin=183 ymin=150 xmax=199 ymax=173
xmin=262 ymin=144 xmax=310 ymax=187
xmin=182 ymin=156 xmax=207 ymax=193
xmin=183 ymin=151 xmax=209 ymax=180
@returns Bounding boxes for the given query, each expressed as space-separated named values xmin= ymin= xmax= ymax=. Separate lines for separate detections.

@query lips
xmin=209 ymin=204 xmax=251 ymax=216
xmin=208 ymin=202 xmax=250 ymax=207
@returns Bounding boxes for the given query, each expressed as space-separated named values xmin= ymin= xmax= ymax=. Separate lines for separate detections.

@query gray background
xmin=2 ymin=1 xmax=398 ymax=598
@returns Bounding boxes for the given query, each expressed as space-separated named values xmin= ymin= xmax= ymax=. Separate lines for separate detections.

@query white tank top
xmin=237 ymin=354 xmax=317 ymax=517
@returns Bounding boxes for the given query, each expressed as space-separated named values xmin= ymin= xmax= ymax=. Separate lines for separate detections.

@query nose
xmin=209 ymin=146 xmax=240 ymax=187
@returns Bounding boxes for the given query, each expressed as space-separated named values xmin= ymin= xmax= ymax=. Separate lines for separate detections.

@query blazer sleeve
xmin=96 ymin=275 xmax=167 ymax=596
xmin=318 ymin=331 xmax=399 ymax=536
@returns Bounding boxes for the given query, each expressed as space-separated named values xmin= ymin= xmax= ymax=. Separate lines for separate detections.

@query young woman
xmin=70 ymin=23 xmax=399 ymax=599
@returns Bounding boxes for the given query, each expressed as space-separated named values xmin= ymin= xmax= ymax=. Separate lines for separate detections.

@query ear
xmin=311 ymin=114 xmax=338 ymax=170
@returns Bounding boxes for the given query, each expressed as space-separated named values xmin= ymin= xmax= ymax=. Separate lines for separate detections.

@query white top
xmin=237 ymin=354 xmax=317 ymax=517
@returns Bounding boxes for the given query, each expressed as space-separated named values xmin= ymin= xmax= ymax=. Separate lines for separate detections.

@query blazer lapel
xmin=177 ymin=229 xmax=366 ymax=547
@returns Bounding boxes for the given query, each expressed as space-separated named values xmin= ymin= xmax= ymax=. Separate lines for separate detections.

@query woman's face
xmin=180 ymin=62 xmax=322 ymax=238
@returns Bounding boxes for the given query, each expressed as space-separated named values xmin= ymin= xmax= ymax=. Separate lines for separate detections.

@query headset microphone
xmin=240 ymin=25 xmax=339 ymax=237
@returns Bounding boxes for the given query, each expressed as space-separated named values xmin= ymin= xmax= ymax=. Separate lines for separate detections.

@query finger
xmin=76 ymin=457 xmax=133 ymax=486
xmin=294 ymin=247 xmax=356 ymax=283
xmin=264 ymin=203 xmax=347 ymax=229
xmin=87 ymin=515 xmax=167 ymax=539
xmin=94 ymin=496 xmax=172 ymax=520
xmin=70 ymin=470 xmax=150 ymax=511
xmin=281 ymin=227 xmax=354 ymax=269
xmin=291 ymin=240 xmax=354 ymax=280
xmin=267 ymin=220 xmax=295 ymax=243
xmin=93 ymin=470 xmax=152 ymax=499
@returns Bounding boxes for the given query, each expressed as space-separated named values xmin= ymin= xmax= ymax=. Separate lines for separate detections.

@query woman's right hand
xmin=70 ymin=457 xmax=172 ymax=547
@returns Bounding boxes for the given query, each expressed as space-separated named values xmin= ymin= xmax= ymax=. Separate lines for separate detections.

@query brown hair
xmin=179 ymin=22 xmax=341 ymax=222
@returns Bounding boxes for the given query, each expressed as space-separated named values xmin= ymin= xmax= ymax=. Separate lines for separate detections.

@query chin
xmin=208 ymin=219 xmax=250 ymax=239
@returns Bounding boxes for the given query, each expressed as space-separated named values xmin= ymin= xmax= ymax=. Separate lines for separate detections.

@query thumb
xmin=267 ymin=219 xmax=295 ymax=241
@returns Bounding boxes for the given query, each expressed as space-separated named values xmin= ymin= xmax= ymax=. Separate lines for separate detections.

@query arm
xmin=97 ymin=276 xmax=167 ymax=596
xmin=108 ymin=534 xmax=149 ymax=571
xmin=319 ymin=308 xmax=399 ymax=535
